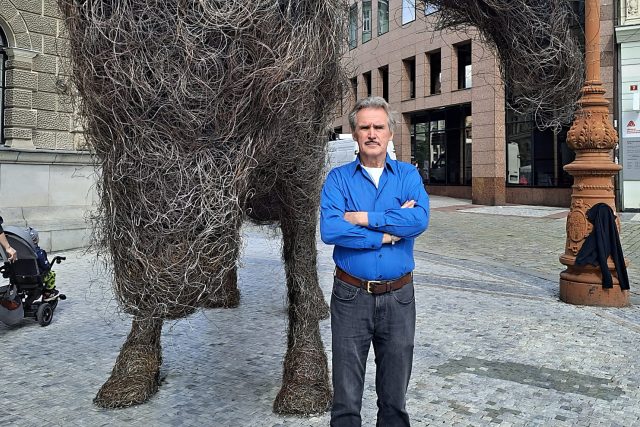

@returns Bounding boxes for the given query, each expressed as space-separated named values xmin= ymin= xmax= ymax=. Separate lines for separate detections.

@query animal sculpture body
xmin=59 ymin=0 xmax=344 ymax=413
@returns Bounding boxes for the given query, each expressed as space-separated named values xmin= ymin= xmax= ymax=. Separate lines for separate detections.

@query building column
xmin=4 ymin=47 xmax=38 ymax=149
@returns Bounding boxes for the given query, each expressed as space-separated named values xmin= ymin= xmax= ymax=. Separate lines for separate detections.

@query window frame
xmin=456 ymin=42 xmax=472 ymax=90
xmin=427 ymin=50 xmax=441 ymax=95
xmin=378 ymin=0 xmax=390 ymax=35
xmin=362 ymin=0 xmax=372 ymax=43
xmin=402 ymin=0 xmax=416 ymax=25
xmin=349 ymin=4 xmax=358 ymax=50
xmin=403 ymin=56 xmax=416 ymax=100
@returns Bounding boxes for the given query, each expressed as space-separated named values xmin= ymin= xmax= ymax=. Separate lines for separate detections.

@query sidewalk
xmin=1 ymin=197 xmax=639 ymax=426
xmin=420 ymin=195 xmax=640 ymax=298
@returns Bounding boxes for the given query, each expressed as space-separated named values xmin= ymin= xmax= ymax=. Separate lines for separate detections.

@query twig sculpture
xmin=59 ymin=0 xmax=344 ymax=414
xmin=427 ymin=0 xmax=585 ymax=130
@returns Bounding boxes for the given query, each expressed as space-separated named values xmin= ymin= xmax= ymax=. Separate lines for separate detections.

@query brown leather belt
xmin=335 ymin=267 xmax=412 ymax=294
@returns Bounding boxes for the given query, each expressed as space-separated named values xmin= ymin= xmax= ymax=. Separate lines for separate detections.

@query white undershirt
xmin=362 ymin=166 xmax=384 ymax=188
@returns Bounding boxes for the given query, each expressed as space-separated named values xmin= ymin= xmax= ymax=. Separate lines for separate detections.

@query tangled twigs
xmin=58 ymin=0 xmax=345 ymax=318
xmin=427 ymin=0 xmax=585 ymax=130
xmin=59 ymin=0 xmax=345 ymax=413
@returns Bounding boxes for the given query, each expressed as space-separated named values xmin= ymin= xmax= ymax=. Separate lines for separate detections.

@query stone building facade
xmin=0 ymin=0 xmax=95 ymax=252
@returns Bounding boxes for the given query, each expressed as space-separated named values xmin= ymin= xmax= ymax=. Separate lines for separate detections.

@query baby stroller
xmin=0 ymin=225 xmax=66 ymax=327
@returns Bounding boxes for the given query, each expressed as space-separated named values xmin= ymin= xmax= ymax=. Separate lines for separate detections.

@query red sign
xmin=631 ymin=85 xmax=638 ymax=91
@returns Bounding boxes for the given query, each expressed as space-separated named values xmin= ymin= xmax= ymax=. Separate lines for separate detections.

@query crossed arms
xmin=320 ymin=168 xmax=429 ymax=249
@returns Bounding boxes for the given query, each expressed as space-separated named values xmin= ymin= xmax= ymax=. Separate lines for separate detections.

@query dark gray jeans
xmin=330 ymin=276 xmax=416 ymax=427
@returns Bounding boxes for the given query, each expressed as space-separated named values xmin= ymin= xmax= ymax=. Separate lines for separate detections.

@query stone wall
xmin=0 ymin=0 xmax=95 ymax=252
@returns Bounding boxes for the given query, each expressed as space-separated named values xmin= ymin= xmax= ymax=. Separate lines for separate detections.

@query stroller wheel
xmin=36 ymin=303 xmax=54 ymax=327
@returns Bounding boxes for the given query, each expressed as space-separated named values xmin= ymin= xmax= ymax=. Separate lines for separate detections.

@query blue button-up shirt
xmin=320 ymin=155 xmax=430 ymax=280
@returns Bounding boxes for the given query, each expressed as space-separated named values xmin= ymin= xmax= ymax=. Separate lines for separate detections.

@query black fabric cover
xmin=575 ymin=203 xmax=630 ymax=290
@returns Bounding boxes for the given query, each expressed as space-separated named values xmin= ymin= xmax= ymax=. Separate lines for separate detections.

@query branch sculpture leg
xmin=273 ymin=198 xmax=331 ymax=414
xmin=94 ymin=317 xmax=163 ymax=408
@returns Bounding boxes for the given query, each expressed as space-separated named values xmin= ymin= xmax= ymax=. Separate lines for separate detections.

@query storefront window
xmin=411 ymin=104 xmax=472 ymax=185
xmin=506 ymin=109 xmax=574 ymax=187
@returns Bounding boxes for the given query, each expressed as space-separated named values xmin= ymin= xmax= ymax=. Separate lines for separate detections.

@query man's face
xmin=352 ymin=107 xmax=393 ymax=166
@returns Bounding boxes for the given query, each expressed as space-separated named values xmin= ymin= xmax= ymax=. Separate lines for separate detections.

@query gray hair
xmin=348 ymin=96 xmax=397 ymax=133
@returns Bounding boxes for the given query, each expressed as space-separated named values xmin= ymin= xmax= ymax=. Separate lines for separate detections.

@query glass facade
xmin=411 ymin=104 xmax=472 ymax=185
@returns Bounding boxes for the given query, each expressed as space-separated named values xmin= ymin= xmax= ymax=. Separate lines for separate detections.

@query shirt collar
xmin=350 ymin=153 xmax=396 ymax=176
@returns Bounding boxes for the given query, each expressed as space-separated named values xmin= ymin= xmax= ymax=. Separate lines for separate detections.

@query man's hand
xmin=382 ymin=233 xmax=401 ymax=245
xmin=401 ymin=200 xmax=415 ymax=208
xmin=343 ymin=211 xmax=368 ymax=226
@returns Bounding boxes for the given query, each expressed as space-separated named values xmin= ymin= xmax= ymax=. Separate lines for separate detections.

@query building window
xmin=362 ymin=1 xmax=372 ymax=43
xmin=349 ymin=4 xmax=358 ymax=49
xmin=411 ymin=104 xmax=472 ymax=185
xmin=505 ymin=109 xmax=574 ymax=187
xmin=350 ymin=76 xmax=358 ymax=101
xmin=456 ymin=42 xmax=472 ymax=89
xmin=424 ymin=2 xmax=439 ymax=15
xmin=402 ymin=0 xmax=416 ymax=24
xmin=428 ymin=50 xmax=441 ymax=95
xmin=378 ymin=65 xmax=389 ymax=101
xmin=378 ymin=0 xmax=389 ymax=35
xmin=363 ymin=71 xmax=372 ymax=97
xmin=403 ymin=56 xmax=416 ymax=99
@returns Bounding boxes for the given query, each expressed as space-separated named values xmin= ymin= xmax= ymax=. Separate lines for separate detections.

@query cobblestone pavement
xmin=1 ymin=197 xmax=639 ymax=426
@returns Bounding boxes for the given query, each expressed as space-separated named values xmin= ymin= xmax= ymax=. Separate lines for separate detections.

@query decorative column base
xmin=560 ymin=264 xmax=629 ymax=307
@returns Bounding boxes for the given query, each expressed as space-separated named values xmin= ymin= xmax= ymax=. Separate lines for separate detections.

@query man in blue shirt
xmin=321 ymin=96 xmax=429 ymax=426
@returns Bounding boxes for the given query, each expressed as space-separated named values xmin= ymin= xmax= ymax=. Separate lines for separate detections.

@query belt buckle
xmin=365 ymin=280 xmax=383 ymax=293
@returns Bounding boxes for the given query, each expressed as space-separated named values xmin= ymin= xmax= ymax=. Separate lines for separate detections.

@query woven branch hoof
xmin=273 ymin=344 xmax=331 ymax=415
xmin=94 ymin=344 xmax=162 ymax=409
xmin=273 ymin=381 xmax=332 ymax=415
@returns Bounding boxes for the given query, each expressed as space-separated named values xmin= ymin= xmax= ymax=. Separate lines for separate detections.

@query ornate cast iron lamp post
xmin=559 ymin=0 xmax=630 ymax=306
